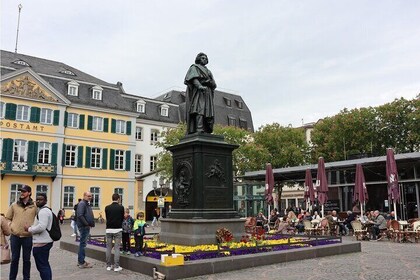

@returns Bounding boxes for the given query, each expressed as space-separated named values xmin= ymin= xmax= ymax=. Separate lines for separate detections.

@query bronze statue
xmin=184 ymin=53 xmax=217 ymax=134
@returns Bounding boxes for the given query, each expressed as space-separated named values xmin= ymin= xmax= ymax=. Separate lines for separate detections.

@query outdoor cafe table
xmin=399 ymin=221 xmax=412 ymax=243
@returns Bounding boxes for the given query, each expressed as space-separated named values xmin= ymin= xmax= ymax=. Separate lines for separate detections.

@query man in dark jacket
xmin=104 ymin=193 xmax=124 ymax=272
xmin=76 ymin=192 xmax=95 ymax=268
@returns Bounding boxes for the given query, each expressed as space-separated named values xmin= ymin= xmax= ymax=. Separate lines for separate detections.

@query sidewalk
xmin=1 ymin=222 xmax=419 ymax=280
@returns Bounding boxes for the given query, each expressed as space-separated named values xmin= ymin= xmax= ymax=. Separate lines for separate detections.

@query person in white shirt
xmin=24 ymin=193 xmax=53 ymax=280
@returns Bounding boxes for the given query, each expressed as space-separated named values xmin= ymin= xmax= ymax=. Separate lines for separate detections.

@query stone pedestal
xmin=167 ymin=133 xmax=239 ymax=219
xmin=159 ymin=133 xmax=243 ymax=245
xmin=159 ymin=218 xmax=245 ymax=245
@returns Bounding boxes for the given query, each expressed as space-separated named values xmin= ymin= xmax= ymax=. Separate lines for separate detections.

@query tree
xmin=310 ymin=97 xmax=420 ymax=161
xmin=155 ymin=123 xmax=269 ymax=179
xmin=253 ymin=123 xmax=309 ymax=168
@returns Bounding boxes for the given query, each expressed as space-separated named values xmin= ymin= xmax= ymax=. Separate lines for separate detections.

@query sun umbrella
xmin=316 ymin=157 xmax=329 ymax=217
xmin=265 ymin=163 xmax=275 ymax=217
xmin=304 ymin=169 xmax=315 ymax=210
xmin=353 ymin=164 xmax=368 ymax=217
xmin=386 ymin=148 xmax=400 ymax=220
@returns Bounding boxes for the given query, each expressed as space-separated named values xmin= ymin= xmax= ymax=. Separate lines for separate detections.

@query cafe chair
xmin=303 ymin=220 xmax=317 ymax=236
xmin=351 ymin=220 xmax=367 ymax=241
xmin=390 ymin=220 xmax=402 ymax=242
xmin=244 ymin=217 xmax=257 ymax=235
xmin=318 ymin=219 xmax=330 ymax=236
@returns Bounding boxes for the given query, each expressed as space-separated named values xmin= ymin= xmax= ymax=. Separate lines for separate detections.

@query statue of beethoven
xmin=184 ymin=53 xmax=217 ymax=134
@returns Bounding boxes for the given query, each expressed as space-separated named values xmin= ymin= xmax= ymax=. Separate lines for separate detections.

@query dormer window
xmin=235 ymin=99 xmax=243 ymax=109
xmin=224 ymin=97 xmax=232 ymax=107
xmin=59 ymin=69 xmax=76 ymax=76
xmin=91 ymin=85 xmax=103 ymax=100
xmin=13 ymin=59 xmax=30 ymax=67
xmin=67 ymin=80 xmax=79 ymax=96
xmin=136 ymin=99 xmax=146 ymax=113
xmin=160 ymin=104 xmax=169 ymax=117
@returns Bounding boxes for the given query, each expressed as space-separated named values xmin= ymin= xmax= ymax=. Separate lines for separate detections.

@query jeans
xmin=33 ymin=243 xmax=53 ymax=280
xmin=9 ymin=235 xmax=33 ymax=280
xmin=78 ymin=226 xmax=90 ymax=265
xmin=106 ymin=231 xmax=122 ymax=267
xmin=122 ymin=232 xmax=131 ymax=252
xmin=372 ymin=225 xmax=380 ymax=240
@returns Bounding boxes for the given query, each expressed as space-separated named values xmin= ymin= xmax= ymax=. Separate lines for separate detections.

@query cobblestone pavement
xmin=1 ymin=222 xmax=419 ymax=280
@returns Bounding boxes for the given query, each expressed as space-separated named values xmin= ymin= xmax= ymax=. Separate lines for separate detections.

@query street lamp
xmin=153 ymin=177 xmax=170 ymax=215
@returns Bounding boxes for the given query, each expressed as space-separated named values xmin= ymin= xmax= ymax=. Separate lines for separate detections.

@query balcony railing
xmin=33 ymin=164 xmax=56 ymax=173
xmin=12 ymin=161 xmax=28 ymax=171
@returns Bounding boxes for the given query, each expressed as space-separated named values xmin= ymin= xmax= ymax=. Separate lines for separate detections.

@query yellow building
xmin=1 ymin=50 xmax=137 ymax=218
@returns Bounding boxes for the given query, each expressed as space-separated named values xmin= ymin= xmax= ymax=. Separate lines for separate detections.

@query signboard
xmin=324 ymin=200 xmax=340 ymax=211
xmin=157 ymin=197 xmax=165 ymax=208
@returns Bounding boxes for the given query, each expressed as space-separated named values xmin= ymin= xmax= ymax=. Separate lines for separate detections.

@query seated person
xmin=385 ymin=211 xmax=395 ymax=221
xmin=268 ymin=209 xmax=278 ymax=229
xmin=312 ymin=211 xmax=321 ymax=221
xmin=343 ymin=210 xmax=356 ymax=235
xmin=371 ymin=210 xmax=387 ymax=241
xmin=276 ymin=216 xmax=295 ymax=234
xmin=256 ymin=211 xmax=267 ymax=228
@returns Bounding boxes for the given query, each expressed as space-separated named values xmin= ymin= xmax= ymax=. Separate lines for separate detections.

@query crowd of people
xmin=252 ymin=206 xmax=401 ymax=241
xmin=1 ymin=185 xmax=150 ymax=279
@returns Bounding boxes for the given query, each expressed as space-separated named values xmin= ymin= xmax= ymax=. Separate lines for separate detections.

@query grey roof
xmin=121 ymin=93 xmax=181 ymax=124
xmin=1 ymin=50 xmax=115 ymax=87
xmin=244 ymin=152 xmax=420 ymax=181
xmin=155 ymin=89 xmax=254 ymax=132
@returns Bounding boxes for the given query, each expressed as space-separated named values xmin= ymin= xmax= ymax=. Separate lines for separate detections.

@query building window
xmin=150 ymin=129 xmax=159 ymax=145
xmin=36 ymin=185 xmax=48 ymax=197
xmin=40 ymin=108 xmax=53 ymax=125
xmin=92 ymin=116 xmax=103 ymax=131
xmin=235 ymin=100 xmax=243 ymax=109
xmin=65 ymin=145 xmax=77 ymax=167
xmin=228 ymin=116 xmax=236 ymax=127
xmin=60 ymin=69 xmax=76 ymax=76
xmin=13 ymin=139 xmax=27 ymax=162
xmin=0 ymin=102 xmax=5 ymax=119
xmin=91 ymin=86 xmax=103 ymax=100
xmin=16 ymin=105 xmax=30 ymax=121
xmin=13 ymin=60 xmax=30 ymax=67
xmin=135 ymin=127 xmax=143 ymax=140
xmin=10 ymin=184 xmax=23 ymax=205
xmin=67 ymin=81 xmax=79 ymax=96
xmin=90 ymin=187 xmax=100 ymax=208
xmin=239 ymin=118 xmax=248 ymax=130
xmin=114 ymin=150 xmax=125 ymax=170
xmin=114 ymin=188 xmax=124 ymax=204
xmin=135 ymin=154 xmax=142 ymax=173
xmin=150 ymin=155 xmax=157 ymax=172
xmin=91 ymin=148 xmax=102 ymax=169
xmin=116 ymin=120 xmax=126 ymax=134
xmin=63 ymin=186 xmax=75 ymax=208
xmin=160 ymin=104 xmax=169 ymax=117
xmin=38 ymin=142 xmax=51 ymax=164
xmin=136 ymin=100 xmax=146 ymax=113
xmin=67 ymin=113 xmax=79 ymax=128
xmin=224 ymin=97 xmax=232 ymax=107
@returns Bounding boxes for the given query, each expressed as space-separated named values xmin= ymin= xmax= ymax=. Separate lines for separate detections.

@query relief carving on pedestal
xmin=1 ymin=76 xmax=58 ymax=102
xmin=174 ymin=159 xmax=193 ymax=207
xmin=205 ymin=159 xmax=226 ymax=183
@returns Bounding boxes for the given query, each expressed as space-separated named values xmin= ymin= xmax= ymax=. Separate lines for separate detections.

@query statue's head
xmin=195 ymin=52 xmax=208 ymax=65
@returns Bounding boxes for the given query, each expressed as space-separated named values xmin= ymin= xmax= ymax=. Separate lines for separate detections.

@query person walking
xmin=76 ymin=192 xmax=95 ymax=269
xmin=5 ymin=185 xmax=37 ymax=280
xmin=133 ymin=212 xmax=147 ymax=257
xmin=121 ymin=208 xmax=134 ymax=255
xmin=1 ymin=214 xmax=11 ymax=264
xmin=151 ymin=208 xmax=159 ymax=228
xmin=104 ymin=193 xmax=124 ymax=272
xmin=24 ymin=193 xmax=53 ymax=280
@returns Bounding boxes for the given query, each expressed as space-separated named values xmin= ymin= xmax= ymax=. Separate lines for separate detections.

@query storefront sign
xmin=0 ymin=121 xmax=45 ymax=132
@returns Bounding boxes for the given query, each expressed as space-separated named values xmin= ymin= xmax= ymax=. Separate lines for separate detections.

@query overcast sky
xmin=1 ymin=1 xmax=419 ymax=129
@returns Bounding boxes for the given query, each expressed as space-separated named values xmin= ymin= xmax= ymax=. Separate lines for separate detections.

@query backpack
xmin=37 ymin=207 xmax=62 ymax=241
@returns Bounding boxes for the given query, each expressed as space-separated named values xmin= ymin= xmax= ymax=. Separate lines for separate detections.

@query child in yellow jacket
xmin=133 ymin=212 xmax=147 ymax=257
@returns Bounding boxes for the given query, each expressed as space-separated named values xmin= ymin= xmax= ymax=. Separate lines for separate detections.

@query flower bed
xmin=85 ymin=233 xmax=340 ymax=261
